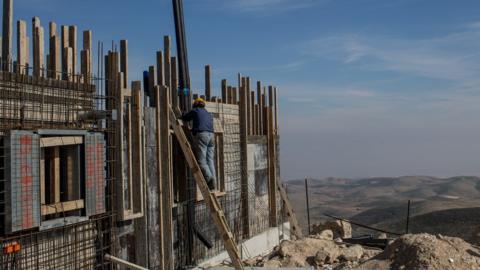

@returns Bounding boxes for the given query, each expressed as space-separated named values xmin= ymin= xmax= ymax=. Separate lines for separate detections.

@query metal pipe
xmin=406 ymin=200 xmax=411 ymax=234
xmin=305 ymin=178 xmax=311 ymax=235
xmin=105 ymin=254 xmax=149 ymax=270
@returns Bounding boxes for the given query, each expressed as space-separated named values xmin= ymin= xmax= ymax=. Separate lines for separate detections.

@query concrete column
xmin=2 ymin=0 xmax=13 ymax=71
xmin=16 ymin=20 xmax=27 ymax=74
xmin=69 ymin=25 xmax=77 ymax=78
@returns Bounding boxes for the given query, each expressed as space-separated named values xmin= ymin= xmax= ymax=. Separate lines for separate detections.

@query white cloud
xmin=220 ymin=0 xmax=329 ymax=13
xmin=302 ymin=24 xmax=480 ymax=90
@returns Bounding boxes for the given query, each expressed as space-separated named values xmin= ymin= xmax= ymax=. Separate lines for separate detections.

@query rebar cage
xmin=0 ymin=63 xmax=117 ymax=270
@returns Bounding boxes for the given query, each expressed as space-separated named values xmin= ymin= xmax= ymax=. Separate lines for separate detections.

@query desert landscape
xmin=286 ymin=176 xmax=480 ymax=244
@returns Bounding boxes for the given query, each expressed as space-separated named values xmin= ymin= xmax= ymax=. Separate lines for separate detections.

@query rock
xmin=377 ymin=233 xmax=387 ymax=239
xmin=263 ymin=259 xmax=282 ymax=268
xmin=340 ymin=245 xmax=364 ymax=262
xmin=334 ymin=237 xmax=343 ymax=243
xmin=315 ymin=229 xmax=334 ymax=240
xmin=311 ymin=220 xmax=352 ymax=239
xmin=352 ymin=233 xmax=480 ymax=270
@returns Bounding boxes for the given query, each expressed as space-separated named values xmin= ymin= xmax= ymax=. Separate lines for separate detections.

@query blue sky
xmin=15 ymin=0 xmax=480 ymax=179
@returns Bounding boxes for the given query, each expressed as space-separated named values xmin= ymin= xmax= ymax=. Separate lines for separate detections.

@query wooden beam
xmin=246 ymin=77 xmax=252 ymax=135
xmin=49 ymin=22 xmax=56 ymax=39
xmin=68 ymin=25 xmax=77 ymax=78
xmin=148 ymin=65 xmax=156 ymax=106
xmin=267 ymin=107 xmax=277 ymax=226
xmin=2 ymin=0 xmax=13 ymax=71
xmin=40 ymin=136 xmax=83 ymax=147
xmin=205 ymin=65 xmax=211 ymax=101
xmin=61 ymin=25 xmax=69 ymax=80
xmin=40 ymin=154 xmax=45 ymax=205
xmin=221 ymin=79 xmax=228 ymax=104
xmin=239 ymin=84 xmax=250 ymax=237
xmin=154 ymin=86 xmax=165 ymax=269
xmin=274 ymin=87 xmax=278 ymax=134
xmin=164 ymin=36 xmax=171 ymax=89
xmin=82 ymin=30 xmax=92 ymax=81
xmin=256 ymin=81 xmax=262 ymax=135
xmin=250 ymin=91 xmax=255 ymax=135
xmin=49 ymin=22 xmax=59 ymax=79
xmin=63 ymin=47 xmax=73 ymax=81
xmin=16 ymin=20 xmax=27 ymax=74
xmin=171 ymin=56 xmax=178 ymax=109
xmin=120 ymin=40 xmax=128 ymax=88
xmin=53 ymin=147 xmax=60 ymax=203
xmin=156 ymin=51 xmax=164 ymax=86
xmin=159 ymin=85 xmax=174 ymax=270
xmin=132 ymin=81 xmax=144 ymax=215
xmin=41 ymin=200 xmax=84 ymax=216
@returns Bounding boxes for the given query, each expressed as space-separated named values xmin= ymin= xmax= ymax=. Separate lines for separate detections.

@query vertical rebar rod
xmin=305 ymin=178 xmax=311 ymax=235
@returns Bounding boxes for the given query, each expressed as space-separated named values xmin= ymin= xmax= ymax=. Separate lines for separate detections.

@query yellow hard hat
xmin=194 ymin=97 xmax=205 ymax=105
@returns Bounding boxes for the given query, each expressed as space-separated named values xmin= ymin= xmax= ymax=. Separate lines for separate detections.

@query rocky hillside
xmin=286 ymin=176 xmax=480 ymax=243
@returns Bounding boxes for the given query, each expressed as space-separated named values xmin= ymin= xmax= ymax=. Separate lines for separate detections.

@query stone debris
xmin=352 ymin=233 xmax=480 ymax=270
xmin=311 ymin=221 xmax=352 ymax=239
xmin=244 ymin=231 xmax=381 ymax=269
xmin=243 ymin=230 xmax=480 ymax=270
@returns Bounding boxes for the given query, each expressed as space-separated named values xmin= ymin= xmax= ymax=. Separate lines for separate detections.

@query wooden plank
xmin=53 ymin=146 xmax=60 ymax=203
xmin=256 ymin=81 xmax=262 ymax=135
xmin=276 ymin=180 xmax=303 ymax=239
xmin=40 ymin=153 xmax=45 ymax=204
xmin=40 ymin=136 xmax=83 ymax=147
xmin=16 ymin=20 xmax=27 ymax=74
xmin=63 ymin=47 xmax=73 ymax=81
xmin=154 ymin=86 xmax=166 ymax=270
xmin=274 ymin=87 xmax=278 ymax=134
xmin=261 ymin=89 xmax=266 ymax=135
xmin=156 ymin=51 xmax=164 ymax=86
xmin=250 ymin=91 xmax=255 ymax=135
xmin=68 ymin=25 xmax=77 ymax=78
xmin=49 ymin=22 xmax=60 ymax=79
xmin=49 ymin=22 xmax=56 ymax=39
xmin=2 ymin=0 xmax=13 ymax=71
xmin=148 ymin=66 xmax=156 ymax=106
xmin=164 ymin=36 xmax=171 ymax=89
xmin=33 ymin=22 xmax=45 ymax=77
xmin=159 ymin=85 xmax=174 ymax=270
xmin=246 ymin=77 xmax=251 ymax=135
xmin=239 ymin=85 xmax=250 ymax=237
xmin=41 ymin=199 xmax=84 ymax=216
xmin=205 ymin=65 xmax=211 ymax=101
xmin=83 ymin=30 xmax=92 ymax=81
xmin=267 ymin=107 xmax=277 ymax=226
xmin=171 ymin=56 xmax=178 ymax=109
xmin=61 ymin=25 xmax=70 ymax=80
xmin=120 ymin=40 xmax=128 ymax=88
xmin=132 ymin=81 xmax=144 ymax=215
xmin=221 ymin=79 xmax=228 ymax=104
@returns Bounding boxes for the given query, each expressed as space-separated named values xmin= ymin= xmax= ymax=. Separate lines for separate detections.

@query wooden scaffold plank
xmin=16 ymin=20 xmax=27 ymax=74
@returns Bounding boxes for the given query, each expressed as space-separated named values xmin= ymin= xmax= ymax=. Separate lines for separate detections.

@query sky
xmin=14 ymin=0 xmax=480 ymax=180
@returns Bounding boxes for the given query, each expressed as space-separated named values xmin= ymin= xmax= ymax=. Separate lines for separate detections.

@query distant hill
xmin=286 ymin=176 xmax=480 ymax=243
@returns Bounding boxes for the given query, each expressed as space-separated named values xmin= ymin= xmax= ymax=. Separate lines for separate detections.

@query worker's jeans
xmin=194 ymin=132 xmax=216 ymax=189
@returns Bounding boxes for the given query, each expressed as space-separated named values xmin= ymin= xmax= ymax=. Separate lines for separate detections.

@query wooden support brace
xmin=120 ymin=40 xmax=128 ymax=88
xmin=68 ymin=25 xmax=77 ymax=78
xmin=16 ymin=20 xmax=27 ymax=74
xmin=205 ymin=65 xmax=211 ymax=101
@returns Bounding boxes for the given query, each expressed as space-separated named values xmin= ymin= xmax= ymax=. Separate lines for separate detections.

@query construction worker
xmin=182 ymin=98 xmax=216 ymax=190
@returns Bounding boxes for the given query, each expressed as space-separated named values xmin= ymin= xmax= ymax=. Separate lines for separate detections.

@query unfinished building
xmin=0 ymin=1 xmax=292 ymax=269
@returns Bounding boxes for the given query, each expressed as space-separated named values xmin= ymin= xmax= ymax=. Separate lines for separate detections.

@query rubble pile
xmin=353 ymin=233 xmax=480 ymax=270
xmin=244 ymin=221 xmax=480 ymax=270
xmin=244 ymin=221 xmax=382 ymax=269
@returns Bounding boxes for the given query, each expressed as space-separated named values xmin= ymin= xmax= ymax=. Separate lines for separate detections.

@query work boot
xmin=207 ymin=180 xmax=215 ymax=191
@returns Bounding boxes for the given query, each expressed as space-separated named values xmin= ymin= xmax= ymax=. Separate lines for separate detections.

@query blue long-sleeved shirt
xmin=182 ymin=107 xmax=214 ymax=134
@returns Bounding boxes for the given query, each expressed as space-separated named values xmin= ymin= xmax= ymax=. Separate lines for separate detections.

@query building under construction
xmin=0 ymin=0 xmax=297 ymax=269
